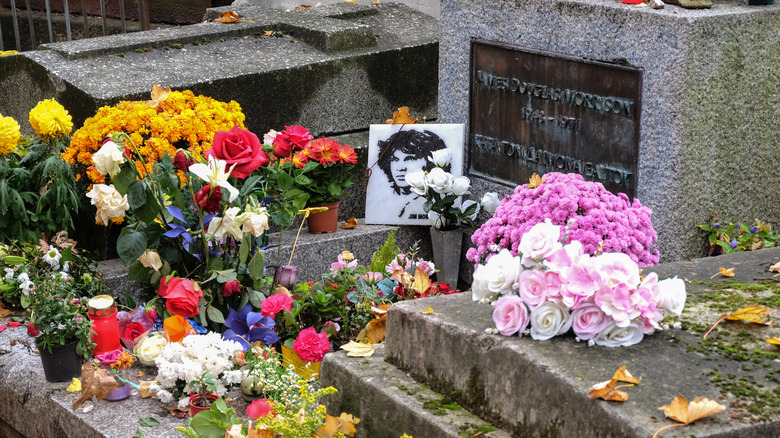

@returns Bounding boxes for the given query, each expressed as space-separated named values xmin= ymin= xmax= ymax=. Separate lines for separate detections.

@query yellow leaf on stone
xmin=421 ymin=307 xmax=434 ymax=315
xmin=214 ymin=11 xmax=240 ymax=23
xmin=137 ymin=380 xmax=157 ymax=399
xmin=710 ymin=267 xmax=735 ymax=279
xmin=66 ymin=378 xmax=81 ymax=392
xmin=385 ymin=106 xmax=418 ymax=124
xmin=725 ymin=304 xmax=773 ymax=325
xmin=343 ymin=0 xmax=357 ymax=4
xmin=611 ymin=365 xmax=641 ymax=384
xmin=765 ymin=337 xmax=780 ymax=346
xmin=588 ymin=379 xmax=631 ymax=402
xmin=653 ymin=395 xmax=725 ymax=438
xmin=769 ymin=262 xmax=780 ymax=277
xmin=341 ymin=341 xmax=375 ymax=357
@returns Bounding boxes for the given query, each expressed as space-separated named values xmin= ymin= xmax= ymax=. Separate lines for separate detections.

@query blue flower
xmin=222 ymin=303 xmax=279 ymax=350
xmin=713 ymin=222 xmax=719 ymax=229
xmin=750 ymin=226 xmax=758 ymax=233
xmin=730 ymin=240 xmax=738 ymax=249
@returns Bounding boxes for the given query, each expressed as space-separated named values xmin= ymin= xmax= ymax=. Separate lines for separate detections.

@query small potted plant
xmin=26 ymin=276 xmax=95 ymax=382
xmin=188 ymin=371 xmax=219 ymax=417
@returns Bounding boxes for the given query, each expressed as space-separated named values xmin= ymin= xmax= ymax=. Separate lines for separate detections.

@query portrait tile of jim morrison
xmin=364 ymin=124 xmax=465 ymax=226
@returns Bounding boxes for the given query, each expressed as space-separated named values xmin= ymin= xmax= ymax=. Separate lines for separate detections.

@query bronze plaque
xmin=469 ymin=40 xmax=643 ymax=197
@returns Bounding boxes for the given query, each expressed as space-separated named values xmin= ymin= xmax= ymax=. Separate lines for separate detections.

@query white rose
xmin=134 ymin=332 xmax=169 ymax=366
xmin=471 ymin=263 xmax=495 ymax=301
xmin=219 ymin=207 xmax=244 ymax=240
xmin=428 ymin=211 xmax=450 ymax=230
xmin=656 ymin=277 xmax=686 ymax=316
xmin=139 ymin=249 xmax=162 ymax=271
xmin=86 ymin=184 xmax=129 ymax=226
xmin=480 ymin=192 xmax=501 ymax=215
xmin=405 ymin=169 xmax=428 ymax=196
xmin=429 ymin=149 xmax=451 ymax=167
xmin=92 ymin=140 xmax=125 ymax=177
xmin=426 ymin=167 xmax=454 ymax=194
xmin=591 ymin=321 xmax=644 ymax=347
xmin=263 ymin=129 xmax=277 ymax=145
xmin=518 ymin=219 xmax=562 ymax=265
xmin=459 ymin=200 xmax=479 ymax=221
xmin=529 ymin=301 xmax=572 ymax=340
xmin=450 ymin=176 xmax=471 ymax=196
xmin=240 ymin=208 xmax=270 ymax=237
xmin=483 ymin=249 xmax=521 ymax=296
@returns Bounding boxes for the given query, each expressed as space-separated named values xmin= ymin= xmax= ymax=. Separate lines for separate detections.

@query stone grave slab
xmin=384 ymin=247 xmax=780 ymax=437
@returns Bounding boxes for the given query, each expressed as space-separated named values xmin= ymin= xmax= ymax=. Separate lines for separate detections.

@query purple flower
xmin=222 ymin=303 xmax=279 ymax=350
xmin=750 ymin=226 xmax=758 ymax=233
xmin=713 ymin=222 xmax=720 ymax=229
xmin=730 ymin=241 xmax=738 ymax=249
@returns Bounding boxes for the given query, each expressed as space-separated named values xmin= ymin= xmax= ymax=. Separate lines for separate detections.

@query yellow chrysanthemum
xmin=65 ymin=90 xmax=245 ymax=185
xmin=29 ymin=98 xmax=73 ymax=138
xmin=0 ymin=114 xmax=21 ymax=157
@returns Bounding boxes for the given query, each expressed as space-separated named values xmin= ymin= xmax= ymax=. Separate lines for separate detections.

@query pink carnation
xmin=260 ymin=294 xmax=293 ymax=318
xmin=293 ymin=327 xmax=331 ymax=362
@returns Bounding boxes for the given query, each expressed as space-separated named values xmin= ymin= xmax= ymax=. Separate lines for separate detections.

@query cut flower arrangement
xmin=473 ymin=220 xmax=686 ymax=347
xmin=467 ymin=172 xmax=659 ymax=267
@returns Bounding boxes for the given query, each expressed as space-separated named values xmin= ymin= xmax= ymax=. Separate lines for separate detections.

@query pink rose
xmin=517 ymin=219 xmax=562 ymax=266
xmin=207 ymin=125 xmax=269 ymax=178
xmin=260 ymin=294 xmax=293 ymax=318
xmin=158 ymin=276 xmax=203 ymax=318
xmin=272 ymin=125 xmax=313 ymax=158
xmin=571 ymin=301 xmax=611 ymax=340
xmin=517 ymin=269 xmax=548 ymax=309
xmin=293 ymin=327 xmax=331 ymax=362
xmin=492 ymin=295 xmax=530 ymax=336
xmin=222 ymin=280 xmax=241 ymax=297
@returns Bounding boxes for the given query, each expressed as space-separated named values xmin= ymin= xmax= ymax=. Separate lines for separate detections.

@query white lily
xmin=189 ymin=156 xmax=239 ymax=202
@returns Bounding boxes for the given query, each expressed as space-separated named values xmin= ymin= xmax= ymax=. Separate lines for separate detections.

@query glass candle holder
xmin=88 ymin=295 xmax=121 ymax=355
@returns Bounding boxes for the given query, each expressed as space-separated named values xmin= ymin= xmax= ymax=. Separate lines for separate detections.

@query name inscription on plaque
xmin=468 ymin=40 xmax=643 ymax=197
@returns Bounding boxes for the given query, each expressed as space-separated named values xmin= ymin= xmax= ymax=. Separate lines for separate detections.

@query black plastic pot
xmin=38 ymin=340 xmax=82 ymax=382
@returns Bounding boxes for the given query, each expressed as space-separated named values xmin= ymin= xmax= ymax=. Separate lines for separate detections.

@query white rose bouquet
xmin=405 ymin=150 xmax=498 ymax=230
xmin=473 ymin=219 xmax=686 ymax=347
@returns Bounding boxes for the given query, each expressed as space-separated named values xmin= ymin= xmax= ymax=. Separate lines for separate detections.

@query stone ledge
xmin=385 ymin=248 xmax=780 ymax=437
xmin=320 ymin=345 xmax=511 ymax=438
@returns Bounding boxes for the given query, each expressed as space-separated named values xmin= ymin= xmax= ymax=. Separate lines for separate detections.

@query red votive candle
xmin=87 ymin=295 xmax=121 ymax=355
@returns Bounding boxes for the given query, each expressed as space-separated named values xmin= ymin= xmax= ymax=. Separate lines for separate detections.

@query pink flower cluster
xmin=474 ymin=221 xmax=685 ymax=347
xmin=466 ymin=172 xmax=659 ymax=267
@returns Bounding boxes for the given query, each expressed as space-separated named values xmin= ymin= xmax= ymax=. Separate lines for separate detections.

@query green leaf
xmin=216 ymin=270 xmax=237 ymax=283
xmin=2 ymin=256 xmax=27 ymax=265
xmin=128 ymin=260 xmax=152 ymax=282
xmin=206 ymin=305 xmax=225 ymax=324
xmin=239 ymin=234 xmax=251 ymax=265
xmin=277 ymin=172 xmax=293 ymax=191
xmin=117 ymin=231 xmax=148 ymax=266
xmin=143 ymin=222 xmax=164 ymax=248
xmin=248 ymin=250 xmax=265 ymax=281
xmin=124 ymin=291 xmax=137 ymax=309
xmin=113 ymin=164 xmax=137 ymax=195
xmin=246 ymin=288 xmax=265 ymax=308
xmin=139 ymin=417 xmax=160 ymax=427
xmin=134 ymin=428 xmax=143 ymax=438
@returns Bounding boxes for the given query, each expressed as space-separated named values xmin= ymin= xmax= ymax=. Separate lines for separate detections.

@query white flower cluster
xmin=150 ymin=332 xmax=243 ymax=407
xmin=245 ymin=350 xmax=308 ymax=411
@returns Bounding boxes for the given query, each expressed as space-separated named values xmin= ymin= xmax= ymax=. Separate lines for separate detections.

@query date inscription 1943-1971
xmin=468 ymin=40 xmax=643 ymax=197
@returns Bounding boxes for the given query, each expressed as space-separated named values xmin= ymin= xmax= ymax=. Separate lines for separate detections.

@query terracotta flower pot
xmin=188 ymin=393 xmax=219 ymax=417
xmin=281 ymin=344 xmax=321 ymax=380
xmin=306 ymin=202 xmax=340 ymax=234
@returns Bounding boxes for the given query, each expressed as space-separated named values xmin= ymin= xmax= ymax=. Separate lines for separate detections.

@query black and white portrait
xmin=365 ymin=124 xmax=465 ymax=225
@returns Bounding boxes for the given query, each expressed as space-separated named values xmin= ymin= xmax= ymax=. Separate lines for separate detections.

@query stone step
xmin=320 ymin=345 xmax=512 ymax=438
xmin=379 ymin=247 xmax=780 ymax=437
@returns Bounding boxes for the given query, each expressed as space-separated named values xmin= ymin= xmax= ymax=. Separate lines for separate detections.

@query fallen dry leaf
xmin=704 ymin=304 xmax=774 ymax=338
xmin=765 ymin=337 xmax=780 ymax=346
xmin=527 ymin=173 xmax=546 ymax=189
xmin=385 ymin=106 xmax=418 ymax=124
xmin=588 ymin=379 xmax=631 ymax=402
xmin=770 ymin=262 xmax=780 ymax=277
xmin=356 ymin=304 xmax=390 ymax=344
xmin=340 ymin=218 xmax=358 ymax=229
xmin=343 ymin=0 xmax=357 ymax=3
xmin=371 ymin=0 xmax=381 ymax=4
xmin=137 ymin=380 xmax=156 ymax=398
xmin=341 ymin=341 xmax=375 ymax=357
xmin=295 ymin=4 xmax=313 ymax=9
xmin=421 ymin=306 xmax=434 ymax=315
xmin=214 ymin=11 xmax=240 ymax=23
xmin=611 ymin=365 xmax=641 ymax=384
xmin=135 ymin=370 xmax=146 ymax=378
xmin=652 ymin=395 xmax=725 ymax=438
xmin=146 ymin=82 xmax=171 ymax=107
xmin=316 ymin=412 xmax=360 ymax=437
xmin=710 ymin=267 xmax=735 ymax=279
xmin=72 ymin=362 xmax=121 ymax=410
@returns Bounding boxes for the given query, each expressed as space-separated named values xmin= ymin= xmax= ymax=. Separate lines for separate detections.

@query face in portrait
xmin=365 ymin=124 xmax=465 ymax=226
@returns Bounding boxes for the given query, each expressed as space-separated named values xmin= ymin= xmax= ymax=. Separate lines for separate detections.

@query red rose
xmin=222 ymin=280 xmax=241 ymax=297
xmin=194 ymin=185 xmax=222 ymax=213
xmin=27 ymin=323 xmax=40 ymax=337
xmin=206 ymin=125 xmax=269 ymax=178
xmin=260 ymin=294 xmax=293 ymax=318
xmin=124 ymin=321 xmax=148 ymax=342
xmin=173 ymin=151 xmax=194 ymax=172
xmin=158 ymin=276 xmax=203 ymax=318
xmin=272 ymin=125 xmax=313 ymax=158
xmin=292 ymin=327 xmax=330 ymax=362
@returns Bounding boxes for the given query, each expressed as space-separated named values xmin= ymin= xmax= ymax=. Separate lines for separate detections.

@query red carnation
xmin=194 ymin=186 xmax=222 ymax=213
